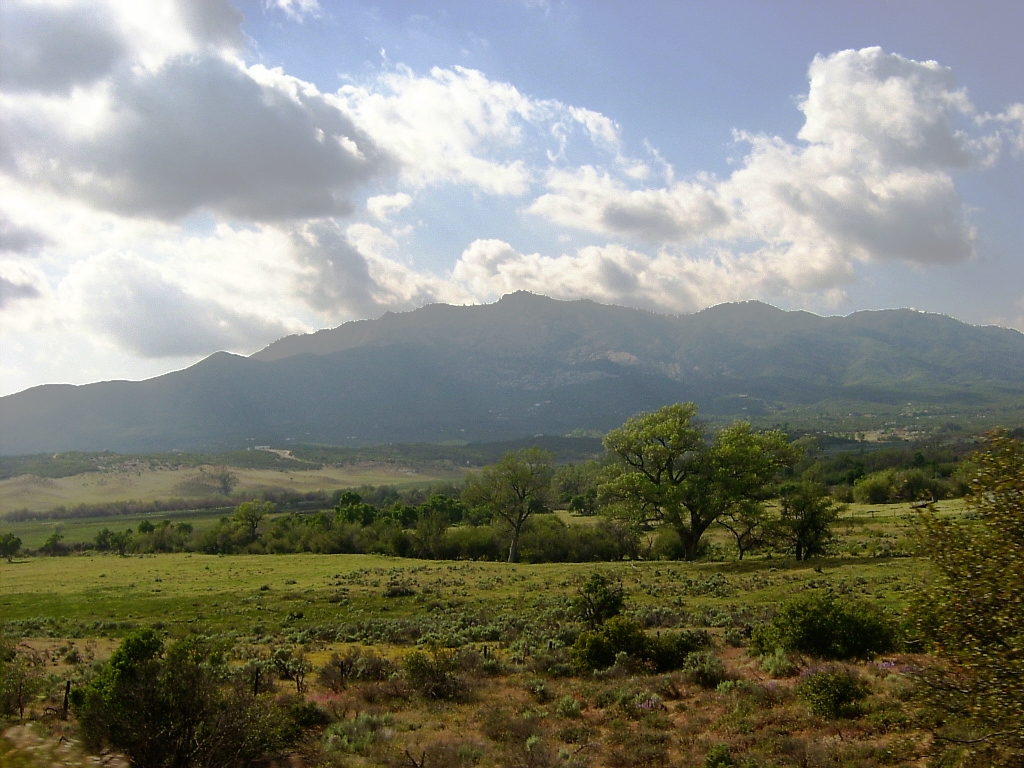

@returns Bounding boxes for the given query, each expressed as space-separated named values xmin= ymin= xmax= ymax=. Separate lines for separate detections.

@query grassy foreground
xmin=1 ymin=499 xmax=961 ymax=768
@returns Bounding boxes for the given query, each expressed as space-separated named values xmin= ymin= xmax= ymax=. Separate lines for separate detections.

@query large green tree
xmin=914 ymin=431 xmax=1024 ymax=764
xmin=463 ymin=447 xmax=554 ymax=563
xmin=600 ymin=403 xmax=799 ymax=561
xmin=772 ymin=481 xmax=841 ymax=560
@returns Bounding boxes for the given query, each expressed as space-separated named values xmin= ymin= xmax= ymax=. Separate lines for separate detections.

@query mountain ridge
xmin=2 ymin=293 xmax=1022 ymax=455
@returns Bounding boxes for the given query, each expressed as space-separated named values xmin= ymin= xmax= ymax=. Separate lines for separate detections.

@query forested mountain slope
xmin=3 ymin=292 xmax=1022 ymax=454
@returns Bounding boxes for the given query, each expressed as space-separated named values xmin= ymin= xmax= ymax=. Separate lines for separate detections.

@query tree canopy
xmin=463 ymin=447 xmax=554 ymax=562
xmin=600 ymin=403 xmax=799 ymax=560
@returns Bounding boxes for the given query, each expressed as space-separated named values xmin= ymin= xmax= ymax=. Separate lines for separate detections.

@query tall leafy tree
xmin=233 ymin=500 xmax=273 ymax=543
xmin=772 ymin=481 xmax=841 ymax=560
xmin=463 ymin=447 xmax=554 ymax=562
xmin=914 ymin=431 xmax=1024 ymax=764
xmin=600 ymin=403 xmax=799 ymax=560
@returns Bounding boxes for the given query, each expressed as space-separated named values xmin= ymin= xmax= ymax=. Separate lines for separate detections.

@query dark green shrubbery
xmin=569 ymin=616 xmax=710 ymax=673
xmin=572 ymin=574 xmax=625 ymax=628
xmin=71 ymin=629 xmax=301 ymax=768
xmin=796 ymin=665 xmax=870 ymax=718
xmin=403 ymin=647 xmax=465 ymax=700
xmin=750 ymin=594 xmax=898 ymax=660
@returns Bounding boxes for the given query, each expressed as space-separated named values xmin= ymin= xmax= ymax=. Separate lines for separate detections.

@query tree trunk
xmin=507 ymin=526 xmax=522 ymax=563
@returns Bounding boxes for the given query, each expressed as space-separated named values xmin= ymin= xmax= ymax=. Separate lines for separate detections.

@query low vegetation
xmin=1 ymin=407 xmax=1021 ymax=767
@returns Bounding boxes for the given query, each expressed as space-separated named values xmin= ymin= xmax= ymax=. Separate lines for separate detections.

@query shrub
xmin=554 ymin=695 xmax=582 ymax=718
xmin=526 ymin=678 xmax=552 ymax=703
xmin=759 ymin=647 xmax=798 ymax=678
xmin=317 ymin=647 xmax=394 ymax=693
xmin=322 ymin=712 xmax=393 ymax=755
xmin=797 ymin=666 xmax=870 ymax=718
xmin=647 ymin=629 xmax=711 ymax=671
xmin=480 ymin=707 xmax=539 ymax=743
xmin=704 ymin=744 xmax=736 ymax=768
xmin=750 ymin=594 xmax=898 ymax=660
xmin=71 ymin=630 xmax=298 ymax=767
xmin=572 ymin=573 xmax=625 ymax=628
xmin=571 ymin=618 xmax=709 ymax=673
xmin=681 ymin=651 xmax=728 ymax=689
xmin=570 ymin=617 xmax=648 ymax=672
xmin=403 ymin=647 xmax=464 ymax=700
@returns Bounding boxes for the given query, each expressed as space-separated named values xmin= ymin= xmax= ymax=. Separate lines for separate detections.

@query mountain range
xmin=2 ymin=292 xmax=1023 ymax=455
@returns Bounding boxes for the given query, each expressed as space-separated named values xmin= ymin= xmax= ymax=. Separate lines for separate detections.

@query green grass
xmin=0 ymin=508 xmax=231 ymax=549
xmin=0 ymin=497 xmax=957 ymax=647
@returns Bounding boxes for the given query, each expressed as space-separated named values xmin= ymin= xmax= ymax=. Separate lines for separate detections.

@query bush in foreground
xmin=750 ymin=593 xmax=898 ymax=660
xmin=71 ymin=629 xmax=300 ymax=767
xmin=797 ymin=665 xmax=870 ymax=718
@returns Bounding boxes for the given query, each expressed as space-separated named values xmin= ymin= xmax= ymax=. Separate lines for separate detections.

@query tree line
xmin=8 ymin=402 xmax=939 ymax=564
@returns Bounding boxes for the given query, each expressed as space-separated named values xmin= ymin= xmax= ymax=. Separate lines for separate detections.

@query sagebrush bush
xmin=797 ymin=666 xmax=870 ymax=718
xmin=759 ymin=647 xmax=798 ymax=678
xmin=570 ymin=617 xmax=709 ymax=673
xmin=317 ymin=647 xmax=394 ymax=692
xmin=322 ymin=712 xmax=393 ymax=755
xmin=750 ymin=594 xmax=898 ymax=660
xmin=704 ymin=743 xmax=736 ymax=768
xmin=403 ymin=647 xmax=464 ymax=700
xmin=554 ymin=695 xmax=582 ymax=718
xmin=682 ymin=651 xmax=728 ymax=689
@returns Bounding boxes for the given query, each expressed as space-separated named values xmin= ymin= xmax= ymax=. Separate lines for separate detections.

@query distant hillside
xmin=2 ymin=292 xmax=1023 ymax=454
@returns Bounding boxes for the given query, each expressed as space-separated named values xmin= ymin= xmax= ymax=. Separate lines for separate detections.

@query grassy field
xmin=1 ymin=498 xmax=974 ymax=768
xmin=0 ymin=463 xmax=464 ymax=517
xmin=0 ymin=499 xmax=951 ymax=641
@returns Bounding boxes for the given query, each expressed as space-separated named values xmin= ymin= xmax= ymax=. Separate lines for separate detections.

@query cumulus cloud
xmin=0 ymin=217 xmax=49 ymax=253
xmin=529 ymin=166 xmax=728 ymax=242
xmin=0 ymin=0 xmax=389 ymax=221
xmin=269 ymin=0 xmax=321 ymax=20
xmin=2 ymin=12 xmax=1021 ymax=395
xmin=292 ymin=220 xmax=465 ymax=320
xmin=366 ymin=193 xmax=413 ymax=222
xmin=452 ymin=239 xmax=852 ymax=314
xmin=333 ymin=65 xmax=540 ymax=195
xmin=0 ymin=276 xmax=41 ymax=308
xmin=525 ymin=47 xmax=1007 ymax=305
xmin=988 ymin=103 xmax=1024 ymax=158
xmin=61 ymin=252 xmax=290 ymax=357
xmin=0 ymin=2 xmax=127 ymax=95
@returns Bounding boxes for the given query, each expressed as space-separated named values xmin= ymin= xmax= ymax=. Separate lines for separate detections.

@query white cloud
xmin=269 ymin=0 xmax=321 ymax=21
xmin=569 ymin=107 xmax=621 ymax=151
xmin=0 ymin=51 xmax=390 ymax=220
xmin=60 ymin=251 xmax=291 ymax=357
xmin=525 ymin=47 xmax=1002 ymax=307
xmin=291 ymin=219 xmax=468 ymax=320
xmin=987 ymin=103 xmax=1024 ymax=158
xmin=529 ymin=166 xmax=728 ymax=242
xmin=366 ymin=192 xmax=413 ymax=222
xmin=2 ymin=13 xmax=1022 ymax=397
xmin=334 ymin=65 xmax=539 ymax=195
xmin=452 ymin=239 xmax=852 ymax=314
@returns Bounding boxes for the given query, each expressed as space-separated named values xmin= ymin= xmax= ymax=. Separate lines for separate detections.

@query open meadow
xmin=0 ymin=515 xmax=941 ymax=768
xmin=0 ymin=462 xmax=464 ymax=517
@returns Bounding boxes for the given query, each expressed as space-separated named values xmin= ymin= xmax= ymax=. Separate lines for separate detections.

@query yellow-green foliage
xmin=915 ymin=431 xmax=1024 ymax=760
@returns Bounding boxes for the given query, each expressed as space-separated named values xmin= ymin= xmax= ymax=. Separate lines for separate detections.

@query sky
xmin=1 ymin=0 xmax=1022 ymax=397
